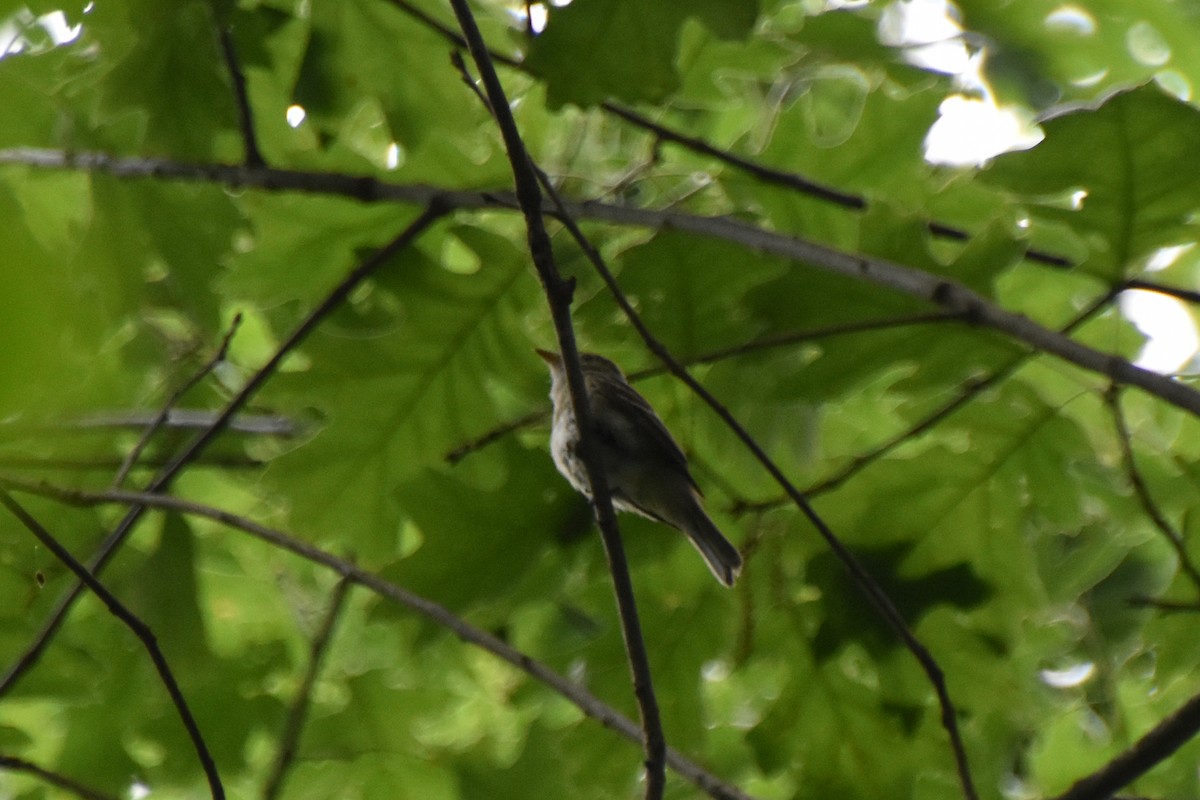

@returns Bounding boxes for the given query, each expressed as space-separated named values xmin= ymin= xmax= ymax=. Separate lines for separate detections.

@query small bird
xmin=536 ymin=349 xmax=743 ymax=586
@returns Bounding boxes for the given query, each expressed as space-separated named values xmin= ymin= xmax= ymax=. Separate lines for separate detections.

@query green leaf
xmin=984 ymin=85 xmax=1200 ymax=280
xmin=526 ymin=0 xmax=759 ymax=108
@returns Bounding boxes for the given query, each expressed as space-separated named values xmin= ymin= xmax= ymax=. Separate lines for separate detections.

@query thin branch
xmin=386 ymin=0 xmax=1072 ymax=268
xmin=1050 ymin=690 xmax=1200 ymax=800
xmin=10 ymin=410 xmax=299 ymax=437
xmin=445 ymin=4 xmax=667 ymax=795
xmin=262 ymin=577 xmax=353 ymax=800
xmin=533 ymin=163 xmax=979 ymax=800
xmin=597 ymin=102 xmax=865 ymax=210
xmin=0 ymin=455 xmax=265 ymax=471
xmin=213 ymin=14 xmax=265 ymax=167
xmin=1106 ymin=386 xmax=1200 ymax=595
xmin=629 ymin=311 xmax=967 ymax=378
xmin=0 ymin=488 xmax=224 ymax=800
xmin=1124 ymin=278 xmax=1200 ymax=306
xmin=0 ymin=207 xmax=446 ymax=697
xmin=445 ymin=312 xmax=966 ymax=466
xmin=445 ymin=408 xmax=545 ymax=464
xmin=5 ymin=149 xmax=1198 ymax=420
xmin=0 ymin=754 xmax=119 ymax=800
xmin=1127 ymin=596 xmax=1200 ymax=613
xmin=0 ymin=478 xmax=753 ymax=800
xmin=112 ymin=314 xmax=242 ymax=488
xmin=780 ymin=290 xmax=1117 ymax=505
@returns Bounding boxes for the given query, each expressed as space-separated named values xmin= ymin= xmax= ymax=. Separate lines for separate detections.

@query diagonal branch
xmin=444 ymin=311 xmax=963 ymax=466
xmin=4 ymin=148 xmax=1197 ymax=422
xmin=1106 ymin=386 xmax=1200 ymax=595
xmin=729 ymin=288 xmax=1119 ymax=511
xmin=262 ymin=577 xmax=353 ymax=800
xmin=533 ymin=161 xmax=979 ymax=799
xmin=0 ymin=478 xmax=753 ymax=800
xmin=1050 ymin=689 xmax=1200 ymax=800
xmin=0 ymin=754 xmax=120 ymax=800
xmin=384 ymin=0 xmax=1072 ymax=268
xmin=0 ymin=206 xmax=447 ymax=697
xmin=0 ymin=488 xmax=224 ymax=800
xmin=212 ymin=10 xmax=265 ymax=168
xmin=112 ymin=314 xmax=242 ymax=488
xmin=444 ymin=2 xmax=666 ymax=795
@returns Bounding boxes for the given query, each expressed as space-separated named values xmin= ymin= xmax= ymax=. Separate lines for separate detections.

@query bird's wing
xmin=588 ymin=374 xmax=701 ymax=493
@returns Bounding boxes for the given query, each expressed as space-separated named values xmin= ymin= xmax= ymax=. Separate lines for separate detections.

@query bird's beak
xmin=534 ymin=348 xmax=561 ymax=366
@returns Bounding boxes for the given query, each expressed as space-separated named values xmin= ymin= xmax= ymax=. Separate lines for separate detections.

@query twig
xmin=0 ymin=754 xmax=119 ymax=800
xmin=1124 ymin=279 xmax=1200 ymax=306
xmin=1106 ymin=386 xmax=1200 ymax=594
xmin=0 ymin=478 xmax=753 ymax=800
xmin=386 ymin=0 xmax=1071 ymax=268
xmin=1050 ymin=689 xmax=1200 ymax=800
xmin=1127 ymin=596 xmax=1200 ymax=613
xmin=0 ymin=488 xmax=224 ymax=800
xmin=112 ymin=314 xmax=242 ymax=488
xmin=444 ymin=408 xmax=546 ymax=464
xmin=0 ymin=454 xmax=264 ymax=471
xmin=261 ymin=577 xmax=353 ymax=800
xmin=0 ymin=207 xmax=446 ymax=697
xmin=13 ymin=410 xmax=298 ymax=437
xmin=786 ymin=289 xmax=1117 ymax=504
xmin=4 ymin=149 xmax=1197 ymax=420
xmin=445 ymin=312 xmax=966 ymax=466
xmin=445 ymin=4 xmax=667 ymax=796
xmin=213 ymin=15 xmax=265 ymax=167
xmin=533 ymin=164 xmax=979 ymax=799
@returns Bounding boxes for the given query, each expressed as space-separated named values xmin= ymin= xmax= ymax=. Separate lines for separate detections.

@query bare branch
xmin=212 ymin=12 xmax=264 ymax=167
xmin=0 ymin=207 xmax=446 ymax=697
xmin=533 ymin=163 xmax=979 ymax=799
xmin=112 ymin=314 xmax=242 ymax=488
xmin=0 ymin=488 xmax=225 ymax=800
xmin=4 ymin=148 xmax=1197 ymax=422
xmin=0 ymin=478 xmax=753 ymax=800
xmin=1050 ymin=690 xmax=1200 ymax=800
xmin=385 ymin=0 xmax=1072 ymax=267
xmin=1124 ymin=278 xmax=1200 ymax=306
xmin=445 ymin=312 xmax=966 ymax=466
xmin=445 ymin=4 xmax=666 ymax=794
xmin=1106 ymin=386 xmax=1200 ymax=594
xmin=0 ymin=754 xmax=120 ymax=800
xmin=261 ymin=577 xmax=353 ymax=800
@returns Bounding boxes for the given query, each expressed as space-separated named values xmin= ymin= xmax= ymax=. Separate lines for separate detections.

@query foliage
xmin=1 ymin=0 xmax=1200 ymax=798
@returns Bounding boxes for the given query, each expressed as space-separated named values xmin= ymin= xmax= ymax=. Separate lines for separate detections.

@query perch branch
xmin=533 ymin=164 xmax=979 ymax=799
xmin=0 ymin=488 xmax=224 ymax=800
xmin=0 ymin=207 xmax=446 ymax=697
xmin=0 ymin=478 xmax=752 ymax=800
xmin=445 ymin=2 xmax=666 ymax=795
xmin=261 ymin=577 xmax=353 ymax=800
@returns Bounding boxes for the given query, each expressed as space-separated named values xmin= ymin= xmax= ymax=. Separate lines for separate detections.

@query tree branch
xmin=0 ymin=754 xmax=119 ymax=800
xmin=4 ymin=149 xmax=1197 ymax=422
xmin=384 ymin=0 xmax=1072 ymax=268
xmin=533 ymin=159 xmax=979 ymax=800
xmin=112 ymin=313 xmax=242 ymax=488
xmin=1106 ymin=386 xmax=1200 ymax=594
xmin=0 ymin=478 xmax=753 ymax=800
xmin=0 ymin=488 xmax=224 ymax=800
xmin=444 ymin=3 xmax=666 ymax=795
xmin=261 ymin=577 xmax=353 ymax=800
xmin=212 ymin=10 xmax=264 ymax=168
xmin=444 ymin=312 xmax=966 ymax=466
xmin=0 ymin=207 xmax=446 ymax=697
xmin=1050 ymin=689 xmax=1200 ymax=800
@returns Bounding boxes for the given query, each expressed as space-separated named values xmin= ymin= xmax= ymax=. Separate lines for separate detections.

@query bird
xmin=536 ymin=349 xmax=742 ymax=586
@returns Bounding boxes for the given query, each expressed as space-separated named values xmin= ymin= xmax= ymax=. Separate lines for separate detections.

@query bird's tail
xmin=679 ymin=500 xmax=742 ymax=587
